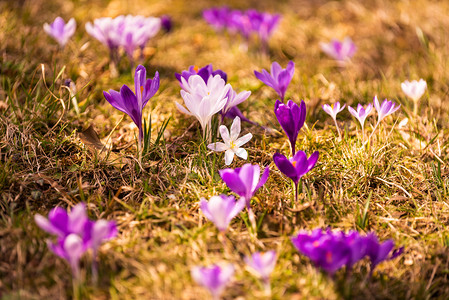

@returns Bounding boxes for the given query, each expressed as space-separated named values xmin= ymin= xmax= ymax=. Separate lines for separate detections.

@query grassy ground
xmin=1 ymin=0 xmax=449 ymax=299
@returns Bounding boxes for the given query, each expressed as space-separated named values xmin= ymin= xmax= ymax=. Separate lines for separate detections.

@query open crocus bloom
xmin=322 ymin=102 xmax=346 ymax=121
xmin=43 ymin=17 xmax=76 ymax=47
xmin=103 ymin=65 xmax=160 ymax=147
xmin=348 ymin=103 xmax=373 ymax=130
xmin=244 ymin=251 xmax=277 ymax=281
xmin=320 ymin=37 xmax=356 ymax=62
xmin=401 ymin=79 xmax=427 ymax=102
xmin=254 ymin=61 xmax=295 ymax=101
xmin=273 ymin=151 xmax=319 ymax=185
xmin=208 ymin=116 xmax=252 ymax=165
xmin=191 ymin=264 xmax=234 ymax=299
xmin=176 ymin=74 xmax=230 ymax=137
xmin=373 ymin=96 xmax=401 ymax=123
xmin=274 ymin=99 xmax=306 ymax=155
xmin=199 ymin=195 xmax=245 ymax=232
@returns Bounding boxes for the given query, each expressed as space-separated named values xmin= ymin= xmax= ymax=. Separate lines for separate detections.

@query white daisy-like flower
xmin=207 ymin=116 xmax=252 ymax=165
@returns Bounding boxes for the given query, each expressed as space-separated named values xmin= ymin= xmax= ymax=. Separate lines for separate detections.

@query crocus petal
xmin=235 ymin=133 xmax=252 ymax=147
xmin=235 ymin=148 xmax=248 ymax=160
xmin=208 ymin=142 xmax=228 ymax=152
xmin=224 ymin=149 xmax=235 ymax=165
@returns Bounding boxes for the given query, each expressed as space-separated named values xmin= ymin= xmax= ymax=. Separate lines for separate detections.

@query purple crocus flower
xmin=273 ymin=150 xmax=319 ymax=202
xmin=219 ymin=164 xmax=270 ymax=208
xmin=245 ymin=251 xmax=277 ymax=285
xmin=274 ymin=99 xmax=306 ymax=155
xmin=34 ymin=203 xmax=88 ymax=237
xmin=175 ymin=64 xmax=228 ymax=88
xmin=219 ymin=163 xmax=269 ymax=232
xmin=348 ymin=103 xmax=373 ymax=140
xmin=320 ymin=37 xmax=356 ymax=63
xmin=103 ymin=65 xmax=160 ymax=151
xmin=48 ymin=234 xmax=88 ymax=280
xmin=291 ymin=228 xmax=350 ymax=275
xmin=365 ymin=233 xmax=404 ymax=275
xmin=254 ymin=61 xmax=295 ymax=101
xmin=191 ymin=264 xmax=234 ymax=299
xmin=339 ymin=231 xmax=368 ymax=270
xmin=203 ymin=7 xmax=231 ymax=31
xmin=160 ymin=15 xmax=172 ymax=32
xmin=373 ymin=96 xmax=401 ymax=123
xmin=199 ymin=195 xmax=245 ymax=232
xmin=257 ymin=13 xmax=281 ymax=43
xmin=43 ymin=17 xmax=76 ymax=47
xmin=367 ymin=96 xmax=401 ymax=142
xmin=322 ymin=102 xmax=346 ymax=139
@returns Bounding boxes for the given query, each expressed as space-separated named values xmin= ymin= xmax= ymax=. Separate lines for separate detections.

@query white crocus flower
xmin=208 ymin=116 xmax=252 ymax=165
xmin=401 ymin=79 xmax=427 ymax=102
xmin=176 ymin=75 xmax=230 ymax=138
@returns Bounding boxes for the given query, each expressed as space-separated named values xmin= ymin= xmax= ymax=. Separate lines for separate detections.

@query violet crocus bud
xmin=244 ymin=251 xmax=277 ymax=286
xmin=160 ymin=15 xmax=172 ymax=32
xmin=274 ymin=99 xmax=306 ymax=155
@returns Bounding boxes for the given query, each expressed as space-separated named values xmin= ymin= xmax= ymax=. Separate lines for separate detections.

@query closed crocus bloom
xmin=401 ymin=79 xmax=427 ymax=102
xmin=254 ymin=61 xmax=295 ymax=101
xmin=43 ymin=17 xmax=76 ymax=47
xmin=199 ymin=195 xmax=245 ymax=232
xmin=191 ymin=264 xmax=234 ymax=299
xmin=274 ymin=99 xmax=306 ymax=155
xmin=103 ymin=65 xmax=160 ymax=150
xmin=322 ymin=102 xmax=346 ymax=138
xmin=244 ymin=251 xmax=277 ymax=281
xmin=348 ymin=103 xmax=372 ymax=129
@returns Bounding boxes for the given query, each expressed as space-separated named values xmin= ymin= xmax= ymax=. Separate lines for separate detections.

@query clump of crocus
xmin=322 ymin=102 xmax=346 ymax=139
xmin=274 ymin=99 xmax=306 ymax=155
xmin=320 ymin=37 xmax=356 ymax=65
xmin=291 ymin=228 xmax=403 ymax=276
xmin=43 ymin=17 xmax=76 ymax=48
xmin=199 ymin=195 xmax=245 ymax=232
xmin=103 ymin=65 xmax=160 ymax=155
xmin=35 ymin=203 xmax=117 ymax=284
xmin=254 ymin=61 xmax=295 ymax=102
xmin=219 ymin=163 xmax=269 ymax=232
xmin=86 ymin=15 xmax=161 ymax=67
xmin=401 ymin=79 xmax=427 ymax=115
xmin=368 ymin=96 xmax=401 ymax=141
xmin=191 ymin=263 xmax=234 ymax=300
xmin=245 ymin=251 xmax=277 ymax=294
xmin=208 ymin=116 xmax=253 ymax=165
xmin=203 ymin=7 xmax=280 ymax=52
xmin=347 ymin=103 xmax=373 ymax=141
xmin=273 ymin=150 xmax=319 ymax=203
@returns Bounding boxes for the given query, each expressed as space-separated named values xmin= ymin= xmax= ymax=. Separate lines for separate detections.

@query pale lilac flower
xmin=208 ymin=117 xmax=252 ymax=165
xmin=43 ymin=17 xmax=76 ymax=47
xmin=191 ymin=264 xmax=234 ymax=299
xmin=86 ymin=17 xmax=122 ymax=50
xmin=401 ymin=79 xmax=427 ymax=102
xmin=322 ymin=102 xmax=345 ymax=139
xmin=373 ymin=96 xmax=401 ymax=123
xmin=348 ymin=103 xmax=373 ymax=139
xmin=320 ymin=37 xmax=356 ymax=63
xmin=176 ymin=74 xmax=231 ymax=138
xmin=244 ymin=251 xmax=277 ymax=282
xmin=254 ymin=61 xmax=295 ymax=101
xmin=48 ymin=234 xmax=87 ymax=280
xmin=199 ymin=195 xmax=245 ymax=232
xmin=222 ymin=87 xmax=251 ymax=115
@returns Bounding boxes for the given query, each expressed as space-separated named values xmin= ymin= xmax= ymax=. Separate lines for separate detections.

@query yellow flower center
xmin=193 ymin=65 xmax=199 ymax=73
xmin=292 ymin=161 xmax=297 ymax=167
xmin=230 ymin=141 xmax=236 ymax=149
xmin=313 ymin=241 xmax=320 ymax=247
xmin=140 ymin=86 xmax=144 ymax=96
